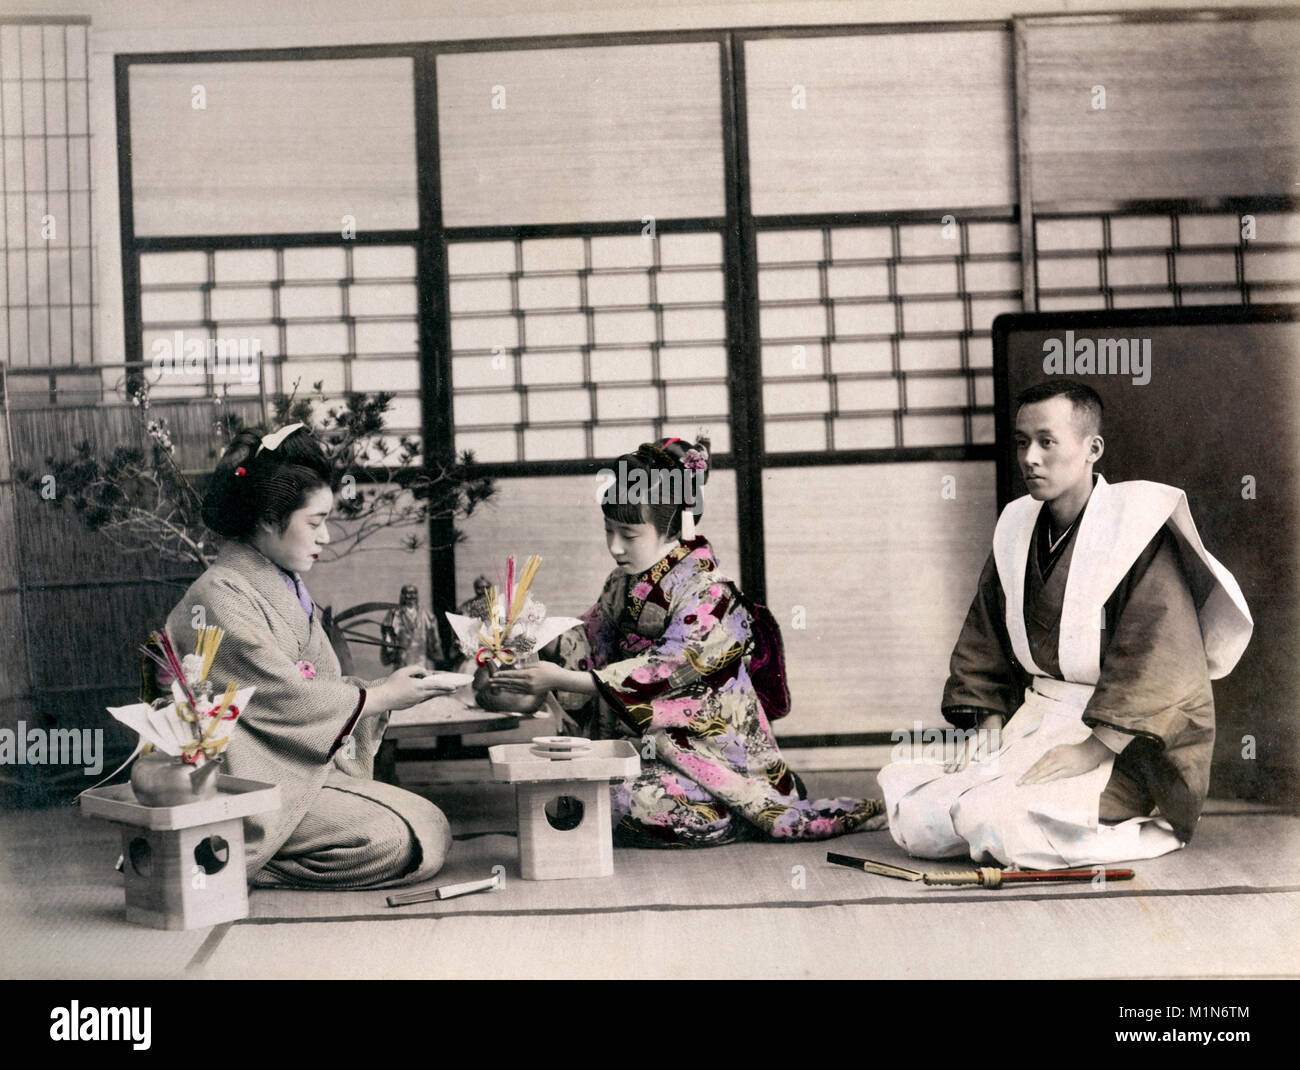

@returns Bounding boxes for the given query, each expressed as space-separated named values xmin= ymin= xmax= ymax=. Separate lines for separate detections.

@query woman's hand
xmin=489 ymin=663 xmax=565 ymax=696
xmin=373 ymin=665 xmax=457 ymax=712
xmin=491 ymin=663 xmax=595 ymax=696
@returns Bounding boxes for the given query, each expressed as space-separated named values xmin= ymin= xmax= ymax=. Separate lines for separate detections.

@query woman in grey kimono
xmin=164 ymin=424 xmax=454 ymax=888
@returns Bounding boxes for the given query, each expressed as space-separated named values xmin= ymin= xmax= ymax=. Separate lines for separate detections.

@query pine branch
xmin=18 ymin=386 xmax=495 ymax=570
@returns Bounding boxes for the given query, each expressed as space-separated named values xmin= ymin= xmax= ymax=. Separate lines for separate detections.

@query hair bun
xmin=201 ymin=428 xmax=263 ymax=538
xmin=201 ymin=423 xmax=335 ymax=543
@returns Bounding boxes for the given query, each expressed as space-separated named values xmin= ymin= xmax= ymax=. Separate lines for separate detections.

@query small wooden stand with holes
xmin=488 ymin=739 xmax=640 ymax=880
xmin=80 ymin=776 xmax=281 ymax=930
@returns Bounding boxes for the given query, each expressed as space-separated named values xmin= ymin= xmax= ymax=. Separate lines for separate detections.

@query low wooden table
xmin=376 ymin=691 xmax=563 ymax=784
xmin=489 ymin=739 xmax=641 ymax=880
xmin=80 ymin=775 xmax=281 ymax=930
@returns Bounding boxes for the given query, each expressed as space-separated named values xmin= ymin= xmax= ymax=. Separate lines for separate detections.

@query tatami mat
xmin=201 ymin=892 xmax=1300 ymax=979
xmin=0 ymin=808 xmax=214 ymax=979
xmin=242 ymin=813 xmax=1300 ymax=922
xmin=3 ymin=782 xmax=1296 ymax=979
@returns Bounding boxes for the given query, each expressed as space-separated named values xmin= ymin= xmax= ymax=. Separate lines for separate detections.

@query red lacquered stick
xmin=922 ymin=866 xmax=1135 ymax=887
xmin=1000 ymin=868 xmax=1134 ymax=882
xmin=827 ymin=853 xmax=1137 ymax=888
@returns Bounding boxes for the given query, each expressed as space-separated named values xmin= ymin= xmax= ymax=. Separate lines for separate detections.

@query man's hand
xmin=1017 ymin=735 xmax=1110 ymax=786
xmin=944 ymin=713 xmax=1003 ymax=773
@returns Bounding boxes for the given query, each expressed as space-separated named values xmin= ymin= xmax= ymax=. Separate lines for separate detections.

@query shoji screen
xmin=0 ymin=21 xmax=94 ymax=400
xmin=762 ymin=462 xmax=996 ymax=737
xmin=125 ymin=56 xmax=426 ymax=642
xmin=744 ymin=29 xmax=1015 ymax=735
xmin=442 ymin=232 xmax=731 ymax=464
xmin=436 ymin=43 xmax=739 ymax=612
xmin=1021 ymin=13 xmax=1300 ymax=312
xmin=128 ymin=58 xmax=422 ymax=443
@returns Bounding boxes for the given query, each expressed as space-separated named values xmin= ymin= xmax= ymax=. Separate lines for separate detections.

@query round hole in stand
xmin=544 ymin=795 xmax=584 ymax=831
xmin=193 ymin=835 xmax=230 ymax=875
xmin=127 ymin=837 xmax=152 ymax=877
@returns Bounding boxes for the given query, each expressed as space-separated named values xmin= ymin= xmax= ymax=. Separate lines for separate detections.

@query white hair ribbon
xmin=256 ymin=422 xmax=306 ymax=455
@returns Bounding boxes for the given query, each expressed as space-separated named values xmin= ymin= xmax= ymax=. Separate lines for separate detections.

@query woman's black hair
xmin=601 ymin=436 xmax=710 ymax=539
xmin=201 ymin=426 xmax=334 ymax=540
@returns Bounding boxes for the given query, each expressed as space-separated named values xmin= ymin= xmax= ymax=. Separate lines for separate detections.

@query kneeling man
xmin=879 ymin=380 xmax=1252 ymax=868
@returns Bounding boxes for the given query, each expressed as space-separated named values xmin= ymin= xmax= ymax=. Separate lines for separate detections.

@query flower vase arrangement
xmin=444 ymin=555 xmax=581 ymax=715
xmin=105 ymin=627 xmax=253 ymax=807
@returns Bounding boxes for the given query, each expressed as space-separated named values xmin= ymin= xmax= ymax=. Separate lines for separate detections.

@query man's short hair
xmin=1015 ymin=379 xmax=1103 ymax=438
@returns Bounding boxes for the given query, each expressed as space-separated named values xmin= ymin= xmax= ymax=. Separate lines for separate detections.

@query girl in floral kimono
xmin=493 ymin=437 xmax=885 ymax=847
xmin=165 ymin=424 xmax=455 ymax=888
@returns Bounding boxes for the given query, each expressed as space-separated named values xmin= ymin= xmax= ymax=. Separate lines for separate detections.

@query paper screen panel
xmin=745 ymin=30 xmax=1015 ymax=216
xmin=129 ymin=58 xmax=417 ymax=236
xmin=137 ymin=245 xmax=422 ymax=460
xmin=762 ymin=461 xmax=996 ymax=737
xmin=757 ymin=221 xmax=1018 ymax=452
xmin=448 ymin=233 xmax=731 ymax=463
xmin=0 ymin=23 xmax=93 ymax=367
xmin=437 ymin=43 xmax=725 ymax=227
xmin=1034 ymin=209 xmax=1300 ymax=312
xmin=1024 ymin=18 xmax=1300 ymax=203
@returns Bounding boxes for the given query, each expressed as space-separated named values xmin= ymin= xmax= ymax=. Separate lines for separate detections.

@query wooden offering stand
xmin=80 ymin=775 xmax=281 ymax=930
xmin=488 ymin=738 xmax=639 ymax=880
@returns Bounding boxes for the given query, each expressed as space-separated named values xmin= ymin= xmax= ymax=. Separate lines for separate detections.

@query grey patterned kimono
xmin=164 ymin=540 xmax=450 ymax=888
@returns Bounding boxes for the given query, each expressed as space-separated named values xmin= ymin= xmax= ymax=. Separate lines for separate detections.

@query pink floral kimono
xmin=556 ymin=537 xmax=882 ymax=846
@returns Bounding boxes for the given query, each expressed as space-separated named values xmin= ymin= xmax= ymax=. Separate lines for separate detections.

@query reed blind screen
xmin=744 ymin=31 xmax=1016 ymax=216
xmin=1021 ymin=17 xmax=1300 ymax=205
xmin=436 ymin=44 xmax=726 ymax=228
xmin=129 ymin=58 xmax=418 ymax=237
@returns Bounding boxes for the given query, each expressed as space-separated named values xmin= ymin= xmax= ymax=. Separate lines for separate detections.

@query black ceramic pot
xmin=472 ymin=661 xmax=546 ymax=715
